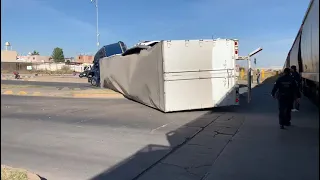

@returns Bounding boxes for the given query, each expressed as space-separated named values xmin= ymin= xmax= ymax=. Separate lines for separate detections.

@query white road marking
xmin=150 ymin=123 xmax=170 ymax=134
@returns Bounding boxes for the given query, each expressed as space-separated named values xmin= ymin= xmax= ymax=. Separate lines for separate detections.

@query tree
xmin=31 ymin=50 xmax=40 ymax=55
xmin=52 ymin=47 xmax=65 ymax=63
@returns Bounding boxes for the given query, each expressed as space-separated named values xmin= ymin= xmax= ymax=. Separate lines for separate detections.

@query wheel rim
xmin=91 ymin=79 xmax=96 ymax=86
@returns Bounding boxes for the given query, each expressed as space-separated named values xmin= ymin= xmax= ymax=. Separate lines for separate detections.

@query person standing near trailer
xmin=256 ymin=69 xmax=261 ymax=85
xmin=271 ymin=68 xmax=301 ymax=129
xmin=290 ymin=65 xmax=302 ymax=112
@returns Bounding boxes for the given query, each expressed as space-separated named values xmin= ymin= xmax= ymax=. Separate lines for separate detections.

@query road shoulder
xmin=1 ymin=84 xmax=124 ymax=99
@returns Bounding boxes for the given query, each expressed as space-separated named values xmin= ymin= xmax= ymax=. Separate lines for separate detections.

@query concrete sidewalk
xmin=203 ymin=84 xmax=319 ymax=180
xmin=136 ymin=84 xmax=319 ymax=180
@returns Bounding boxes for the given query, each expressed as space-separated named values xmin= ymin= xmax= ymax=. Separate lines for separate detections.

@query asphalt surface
xmin=203 ymin=84 xmax=319 ymax=180
xmin=1 ymin=95 xmax=214 ymax=180
xmin=1 ymin=79 xmax=91 ymax=88
xmin=1 ymin=83 xmax=318 ymax=180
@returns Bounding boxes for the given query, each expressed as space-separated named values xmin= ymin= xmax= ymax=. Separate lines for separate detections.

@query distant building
xmin=75 ymin=55 xmax=94 ymax=64
xmin=1 ymin=50 xmax=18 ymax=62
xmin=268 ymin=66 xmax=283 ymax=70
xmin=17 ymin=55 xmax=52 ymax=63
xmin=1 ymin=42 xmax=18 ymax=62
xmin=64 ymin=57 xmax=75 ymax=63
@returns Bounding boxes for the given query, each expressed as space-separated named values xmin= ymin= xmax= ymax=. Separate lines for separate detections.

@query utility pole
xmin=247 ymin=56 xmax=252 ymax=103
xmin=236 ymin=47 xmax=263 ymax=103
xmin=91 ymin=0 xmax=100 ymax=50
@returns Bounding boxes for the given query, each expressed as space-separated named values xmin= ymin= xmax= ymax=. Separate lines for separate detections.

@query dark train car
xmin=285 ymin=0 xmax=319 ymax=104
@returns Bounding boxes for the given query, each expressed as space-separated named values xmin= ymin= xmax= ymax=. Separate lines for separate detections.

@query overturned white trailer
xmin=100 ymin=39 xmax=240 ymax=112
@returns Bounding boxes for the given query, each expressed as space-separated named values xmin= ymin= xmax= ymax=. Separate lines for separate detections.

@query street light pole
xmin=247 ymin=47 xmax=263 ymax=103
xmin=91 ymin=0 xmax=100 ymax=50
xmin=247 ymin=56 xmax=252 ymax=103
xmin=236 ymin=47 xmax=263 ymax=103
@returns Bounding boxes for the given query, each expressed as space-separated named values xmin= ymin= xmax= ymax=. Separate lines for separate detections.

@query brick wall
xmin=75 ymin=55 xmax=94 ymax=63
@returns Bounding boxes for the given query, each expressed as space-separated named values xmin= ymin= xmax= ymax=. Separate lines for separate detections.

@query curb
xmin=72 ymin=93 xmax=124 ymax=98
xmin=1 ymin=78 xmax=31 ymax=81
xmin=1 ymin=75 xmax=35 ymax=78
xmin=1 ymin=90 xmax=124 ymax=99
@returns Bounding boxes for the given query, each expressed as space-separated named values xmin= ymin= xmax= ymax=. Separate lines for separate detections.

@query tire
xmin=91 ymin=78 xmax=97 ymax=86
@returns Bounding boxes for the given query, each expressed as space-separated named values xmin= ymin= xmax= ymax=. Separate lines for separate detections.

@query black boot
xmin=284 ymin=122 xmax=291 ymax=126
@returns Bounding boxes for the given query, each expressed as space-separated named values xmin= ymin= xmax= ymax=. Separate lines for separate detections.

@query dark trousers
xmin=293 ymin=87 xmax=301 ymax=110
xmin=294 ymin=100 xmax=300 ymax=110
xmin=278 ymin=97 xmax=294 ymax=125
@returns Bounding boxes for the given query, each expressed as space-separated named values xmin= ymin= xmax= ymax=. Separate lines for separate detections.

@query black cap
xmin=283 ymin=68 xmax=291 ymax=75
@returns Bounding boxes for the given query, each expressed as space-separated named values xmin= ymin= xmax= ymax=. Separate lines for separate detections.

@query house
xmin=20 ymin=55 xmax=52 ymax=63
xmin=75 ymin=55 xmax=94 ymax=64
xmin=1 ymin=50 xmax=18 ymax=62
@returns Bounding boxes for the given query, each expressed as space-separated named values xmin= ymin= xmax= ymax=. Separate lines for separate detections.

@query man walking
xmin=291 ymin=65 xmax=302 ymax=111
xmin=256 ymin=69 xmax=261 ymax=85
xmin=271 ymin=68 xmax=301 ymax=129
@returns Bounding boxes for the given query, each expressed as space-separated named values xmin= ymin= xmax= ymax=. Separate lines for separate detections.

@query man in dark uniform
xmin=271 ymin=68 xmax=301 ymax=129
xmin=290 ymin=65 xmax=302 ymax=111
xmin=256 ymin=69 xmax=261 ymax=85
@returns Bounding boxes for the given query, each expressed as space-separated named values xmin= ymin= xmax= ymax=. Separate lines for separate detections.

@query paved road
xmin=202 ymin=84 xmax=319 ymax=180
xmin=1 ymin=95 xmax=215 ymax=180
xmin=1 ymin=83 xmax=318 ymax=180
xmin=1 ymin=79 xmax=90 ymax=88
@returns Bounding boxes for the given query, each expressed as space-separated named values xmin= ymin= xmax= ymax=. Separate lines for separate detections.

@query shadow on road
xmin=237 ymin=74 xmax=279 ymax=88
xmin=88 ymin=82 xmax=270 ymax=180
xmin=39 ymin=175 xmax=47 ymax=180
xmin=261 ymin=74 xmax=279 ymax=84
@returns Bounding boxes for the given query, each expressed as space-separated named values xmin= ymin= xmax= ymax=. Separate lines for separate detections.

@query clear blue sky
xmin=1 ymin=0 xmax=309 ymax=67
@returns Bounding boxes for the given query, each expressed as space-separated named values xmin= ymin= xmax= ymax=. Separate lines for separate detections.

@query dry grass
xmin=238 ymin=71 xmax=279 ymax=81
xmin=34 ymin=68 xmax=74 ymax=75
xmin=1 ymin=166 xmax=28 ymax=180
xmin=1 ymin=165 xmax=40 ymax=180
